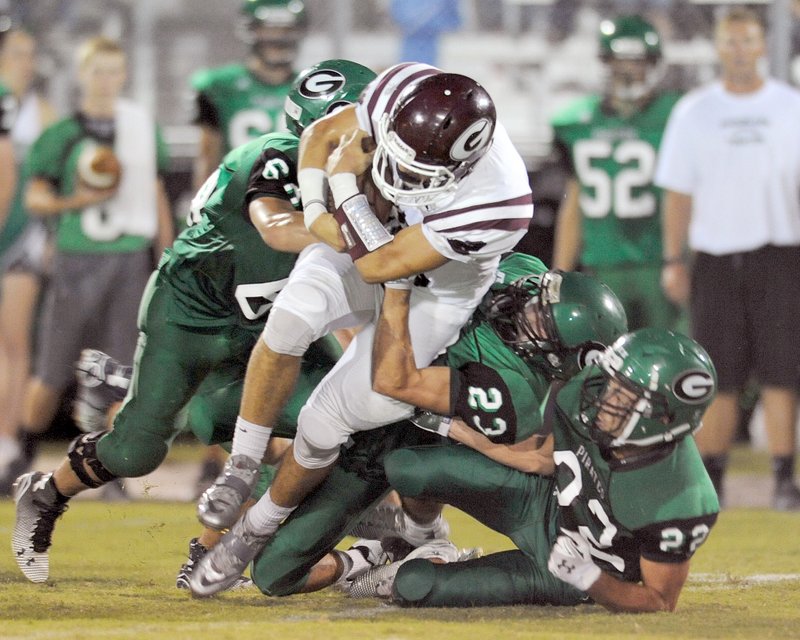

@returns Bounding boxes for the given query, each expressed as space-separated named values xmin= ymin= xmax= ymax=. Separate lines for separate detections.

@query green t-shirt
xmin=551 ymin=93 xmax=680 ymax=267
xmin=161 ymin=132 xmax=300 ymax=329
xmin=191 ymin=64 xmax=293 ymax=153
xmin=26 ymin=113 xmax=170 ymax=253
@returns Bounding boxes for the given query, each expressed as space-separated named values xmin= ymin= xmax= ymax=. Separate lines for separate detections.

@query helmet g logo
xmin=673 ymin=370 xmax=715 ymax=404
xmin=450 ymin=118 xmax=493 ymax=162
xmin=299 ymin=70 xmax=346 ymax=98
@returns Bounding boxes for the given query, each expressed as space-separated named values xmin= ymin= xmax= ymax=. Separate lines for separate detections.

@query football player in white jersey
xmin=190 ymin=63 xmax=534 ymax=597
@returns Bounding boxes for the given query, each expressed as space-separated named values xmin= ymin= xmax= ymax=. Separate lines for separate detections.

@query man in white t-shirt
xmin=189 ymin=63 xmax=534 ymax=596
xmin=655 ymin=7 xmax=800 ymax=511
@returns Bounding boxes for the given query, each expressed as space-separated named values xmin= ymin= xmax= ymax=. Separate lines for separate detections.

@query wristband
xmin=298 ymin=167 xmax=327 ymax=229
xmin=333 ymin=194 xmax=393 ymax=260
xmin=328 ymin=172 xmax=360 ymax=208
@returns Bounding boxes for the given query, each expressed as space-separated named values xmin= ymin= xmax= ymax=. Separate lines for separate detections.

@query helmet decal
xmin=673 ymin=370 xmax=715 ymax=404
xmin=577 ymin=342 xmax=605 ymax=370
xmin=299 ymin=69 xmax=346 ymax=98
xmin=450 ymin=118 xmax=494 ymax=162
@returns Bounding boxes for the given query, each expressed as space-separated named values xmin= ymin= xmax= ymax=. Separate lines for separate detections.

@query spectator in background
xmin=551 ymin=15 xmax=682 ymax=332
xmin=14 ymin=36 xmax=173 ymax=485
xmin=188 ymin=0 xmax=308 ymax=496
xmin=0 ymin=26 xmax=58 ymax=494
xmin=390 ymin=0 xmax=460 ymax=66
xmin=656 ymin=8 xmax=800 ymax=510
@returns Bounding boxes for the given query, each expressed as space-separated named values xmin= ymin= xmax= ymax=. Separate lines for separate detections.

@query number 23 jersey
xmin=550 ymin=377 xmax=719 ymax=583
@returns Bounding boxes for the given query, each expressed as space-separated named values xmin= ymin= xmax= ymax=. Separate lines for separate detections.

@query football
xmin=77 ymin=144 xmax=122 ymax=190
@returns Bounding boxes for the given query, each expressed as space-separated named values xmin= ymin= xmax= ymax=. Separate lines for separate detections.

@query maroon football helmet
xmin=372 ymin=73 xmax=496 ymax=208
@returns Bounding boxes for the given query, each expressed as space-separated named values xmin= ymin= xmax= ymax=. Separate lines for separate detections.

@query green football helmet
xmin=485 ymin=268 xmax=628 ymax=380
xmin=598 ymin=15 xmax=663 ymax=105
xmin=579 ymin=328 xmax=717 ymax=450
xmin=284 ymin=59 xmax=376 ymax=137
xmin=238 ymin=0 xmax=307 ymax=65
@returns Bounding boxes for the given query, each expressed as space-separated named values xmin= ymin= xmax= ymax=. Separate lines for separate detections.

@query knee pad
xmin=393 ymin=559 xmax=437 ymax=605
xmin=67 ymin=431 xmax=118 ymax=488
xmin=263 ymin=308 xmax=316 ymax=356
xmin=292 ymin=426 xmax=341 ymax=469
xmin=384 ymin=448 xmax=427 ymax=497
xmin=94 ymin=426 xmax=169 ymax=477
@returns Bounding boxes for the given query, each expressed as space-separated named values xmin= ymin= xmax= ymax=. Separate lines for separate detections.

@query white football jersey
xmin=356 ymin=62 xmax=534 ymax=306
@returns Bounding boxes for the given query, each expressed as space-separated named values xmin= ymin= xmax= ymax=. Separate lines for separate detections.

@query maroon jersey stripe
xmin=425 ymin=193 xmax=534 ymax=224
xmin=442 ymin=215 xmax=532 ymax=233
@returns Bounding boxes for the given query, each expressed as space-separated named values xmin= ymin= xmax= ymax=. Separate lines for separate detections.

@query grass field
xmin=2 ymin=487 xmax=800 ymax=640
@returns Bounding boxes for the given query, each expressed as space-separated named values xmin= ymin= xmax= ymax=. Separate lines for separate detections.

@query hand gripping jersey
xmin=551 ymin=92 xmax=680 ymax=267
xmin=191 ymin=64 xmax=293 ymax=153
xmin=445 ymin=253 xmax=550 ymax=444
xmin=356 ymin=63 xmax=534 ymax=306
xmin=163 ymin=132 xmax=300 ymax=328
xmin=550 ymin=373 xmax=719 ymax=583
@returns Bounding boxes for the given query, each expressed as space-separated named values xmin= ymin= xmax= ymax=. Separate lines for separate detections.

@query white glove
xmin=547 ymin=534 xmax=601 ymax=592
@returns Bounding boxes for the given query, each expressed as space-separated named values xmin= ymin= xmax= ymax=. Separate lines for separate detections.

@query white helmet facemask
xmin=371 ymin=114 xmax=460 ymax=209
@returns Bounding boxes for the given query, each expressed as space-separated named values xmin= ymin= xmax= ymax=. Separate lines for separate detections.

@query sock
xmin=702 ymin=455 xmax=728 ymax=498
xmin=0 ymin=435 xmax=22 ymax=468
xmin=47 ymin=476 xmax=71 ymax=505
xmin=17 ymin=428 xmax=41 ymax=462
xmin=772 ymin=455 xmax=795 ymax=485
xmin=242 ymin=487 xmax=295 ymax=536
xmin=403 ymin=512 xmax=444 ymax=540
xmin=230 ymin=416 xmax=272 ymax=462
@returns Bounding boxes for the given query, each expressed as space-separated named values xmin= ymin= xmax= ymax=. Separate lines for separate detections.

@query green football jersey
xmin=551 ymin=93 xmax=680 ymax=267
xmin=191 ymin=64 xmax=292 ymax=153
xmin=550 ymin=372 xmax=719 ymax=584
xmin=444 ymin=252 xmax=550 ymax=443
xmin=25 ymin=114 xmax=170 ymax=253
xmin=162 ymin=132 xmax=300 ymax=329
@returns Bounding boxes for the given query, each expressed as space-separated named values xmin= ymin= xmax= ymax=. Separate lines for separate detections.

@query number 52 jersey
xmin=551 ymin=93 xmax=680 ymax=268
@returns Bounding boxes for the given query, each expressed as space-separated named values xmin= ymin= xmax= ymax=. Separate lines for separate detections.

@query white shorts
xmin=271 ymin=243 xmax=380 ymax=339
xmin=295 ymin=283 xmax=477 ymax=460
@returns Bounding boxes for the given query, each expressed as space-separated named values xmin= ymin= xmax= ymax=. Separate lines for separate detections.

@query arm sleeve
xmin=636 ymin=513 xmax=718 ymax=564
xmin=451 ymin=361 xmax=541 ymax=444
xmin=244 ymin=147 xmax=298 ymax=208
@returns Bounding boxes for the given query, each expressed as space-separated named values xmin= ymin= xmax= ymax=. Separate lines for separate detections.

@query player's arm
xmin=192 ymin=90 xmax=224 ymax=190
xmin=372 ymin=285 xmax=452 ymax=414
xmin=154 ymin=177 xmax=175 ymax=258
xmin=660 ymin=189 xmax=692 ymax=306
xmin=585 ymin=557 xmax=690 ymax=613
xmin=448 ymin=421 xmax=555 ymax=475
xmin=249 ymin=198 xmax=314 ymax=254
xmin=297 ymin=104 xmax=363 ymax=250
xmin=25 ymin=176 xmax=115 ymax=217
xmin=0 ymin=134 xmax=16 ymax=230
xmin=551 ymin=177 xmax=582 ymax=271
xmin=246 ymin=146 xmax=318 ymax=254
